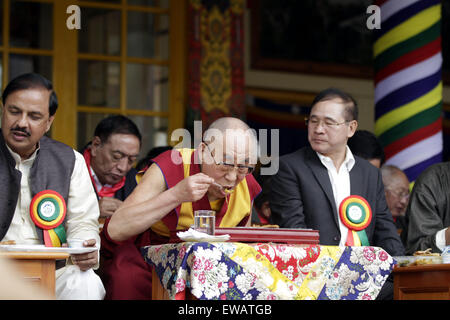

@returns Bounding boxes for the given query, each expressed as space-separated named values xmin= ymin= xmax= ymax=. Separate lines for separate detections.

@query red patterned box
xmin=215 ymin=227 xmax=319 ymax=244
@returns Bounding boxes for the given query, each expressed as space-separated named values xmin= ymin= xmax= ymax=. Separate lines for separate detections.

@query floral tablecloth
xmin=141 ymin=242 xmax=395 ymax=300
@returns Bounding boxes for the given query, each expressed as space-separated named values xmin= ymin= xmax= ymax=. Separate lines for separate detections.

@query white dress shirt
xmin=436 ymin=228 xmax=447 ymax=251
xmin=316 ymin=146 xmax=355 ymax=246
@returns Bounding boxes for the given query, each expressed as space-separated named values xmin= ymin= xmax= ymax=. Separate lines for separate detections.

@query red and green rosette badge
xmin=339 ymin=195 xmax=372 ymax=246
xmin=30 ymin=190 xmax=67 ymax=247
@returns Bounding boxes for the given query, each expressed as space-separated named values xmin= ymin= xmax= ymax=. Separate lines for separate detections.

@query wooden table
xmin=152 ymin=268 xmax=170 ymax=300
xmin=0 ymin=251 xmax=69 ymax=297
xmin=152 ymin=268 xmax=197 ymax=300
xmin=393 ymin=263 xmax=450 ymax=300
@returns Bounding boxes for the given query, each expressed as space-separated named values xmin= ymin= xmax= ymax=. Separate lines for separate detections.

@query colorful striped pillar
xmin=374 ymin=0 xmax=443 ymax=182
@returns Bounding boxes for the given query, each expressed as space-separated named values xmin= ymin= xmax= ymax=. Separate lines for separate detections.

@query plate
xmin=393 ymin=255 xmax=442 ymax=267
xmin=0 ymin=244 xmax=97 ymax=254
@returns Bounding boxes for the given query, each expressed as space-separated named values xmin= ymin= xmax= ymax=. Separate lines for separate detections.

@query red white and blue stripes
xmin=374 ymin=0 xmax=443 ymax=182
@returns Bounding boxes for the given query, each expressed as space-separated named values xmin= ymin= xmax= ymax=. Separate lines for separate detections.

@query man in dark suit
xmin=270 ymin=88 xmax=404 ymax=299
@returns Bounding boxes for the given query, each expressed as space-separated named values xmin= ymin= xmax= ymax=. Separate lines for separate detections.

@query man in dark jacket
xmin=403 ymin=162 xmax=450 ymax=254
xmin=270 ymin=88 xmax=404 ymax=300
xmin=270 ymin=88 xmax=404 ymax=256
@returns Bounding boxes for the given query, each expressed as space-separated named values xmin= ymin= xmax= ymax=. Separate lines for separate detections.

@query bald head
xmin=202 ymin=117 xmax=258 ymax=166
xmin=381 ymin=165 xmax=408 ymax=186
xmin=381 ymin=165 xmax=410 ymax=217
xmin=207 ymin=117 xmax=251 ymax=132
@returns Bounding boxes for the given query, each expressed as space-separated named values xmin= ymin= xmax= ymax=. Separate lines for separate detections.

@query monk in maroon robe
xmin=101 ymin=117 xmax=261 ymax=299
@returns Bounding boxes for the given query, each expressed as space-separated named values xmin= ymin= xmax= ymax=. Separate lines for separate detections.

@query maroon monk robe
xmin=99 ymin=149 xmax=261 ymax=300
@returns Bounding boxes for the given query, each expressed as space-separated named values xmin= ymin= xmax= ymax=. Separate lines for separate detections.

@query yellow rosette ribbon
xmin=30 ymin=190 xmax=67 ymax=247
xmin=339 ymin=195 xmax=372 ymax=246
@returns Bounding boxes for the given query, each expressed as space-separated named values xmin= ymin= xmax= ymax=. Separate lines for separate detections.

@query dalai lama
xmin=100 ymin=117 xmax=261 ymax=299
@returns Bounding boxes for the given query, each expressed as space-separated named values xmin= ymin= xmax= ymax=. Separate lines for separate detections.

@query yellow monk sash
xmin=151 ymin=148 xmax=252 ymax=237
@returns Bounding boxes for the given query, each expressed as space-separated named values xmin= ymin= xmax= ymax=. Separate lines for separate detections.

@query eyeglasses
xmin=305 ymin=117 xmax=350 ymax=129
xmin=203 ymin=143 xmax=254 ymax=175
xmin=386 ymin=189 xmax=410 ymax=201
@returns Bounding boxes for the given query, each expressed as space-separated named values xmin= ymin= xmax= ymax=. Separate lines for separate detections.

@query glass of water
xmin=193 ymin=210 xmax=216 ymax=235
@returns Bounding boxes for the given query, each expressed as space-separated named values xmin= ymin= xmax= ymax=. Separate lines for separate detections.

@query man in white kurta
xmin=3 ymin=146 xmax=100 ymax=246
xmin=2 ymin=145 xmax=103 ymax=299
xmin=0 ymin=73 xmax=103 ymax=299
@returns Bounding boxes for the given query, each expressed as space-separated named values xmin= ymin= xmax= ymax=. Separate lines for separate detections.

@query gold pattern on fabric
xmin=230 ymin=0 xmax=244 ymax=15
xmin=296 ymin=246 xmax=344 ymax=300
xmin=200 ymin=6 xmax=232 ymax=113
xmin=230 ymin=243 xmax=301 ymax=299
